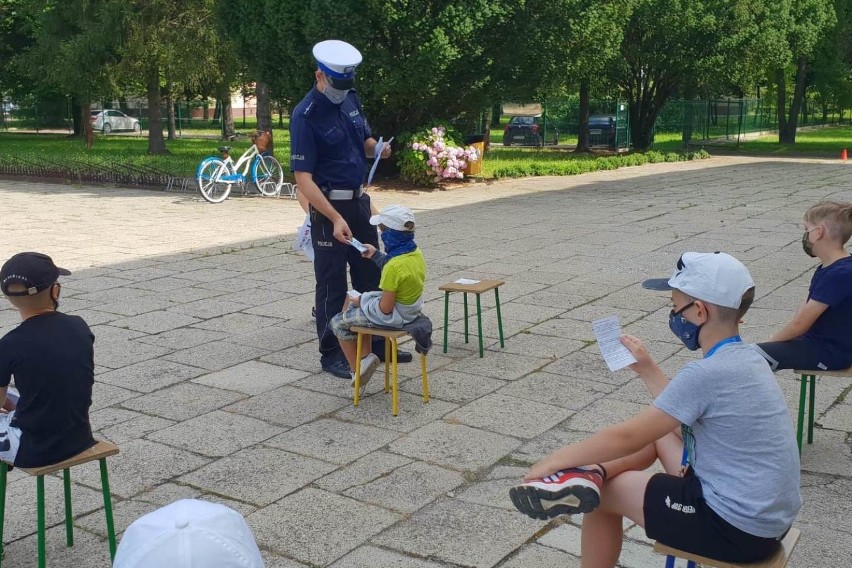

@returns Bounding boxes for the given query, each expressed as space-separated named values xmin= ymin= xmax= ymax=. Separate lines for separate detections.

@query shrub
xmin=397 ymin=123 xmax=478 ymax=185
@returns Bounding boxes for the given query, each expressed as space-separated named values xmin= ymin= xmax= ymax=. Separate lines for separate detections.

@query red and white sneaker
xmin=509 ymin=467 xmax=604 ymax=520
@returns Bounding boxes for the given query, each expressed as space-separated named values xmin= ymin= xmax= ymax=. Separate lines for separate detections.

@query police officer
xmin=290 ymin=39 xmax=411 ymax=378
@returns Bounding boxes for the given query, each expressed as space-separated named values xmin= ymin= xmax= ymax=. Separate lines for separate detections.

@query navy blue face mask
xmin=669 ymin=301 xmax=701 ymax=351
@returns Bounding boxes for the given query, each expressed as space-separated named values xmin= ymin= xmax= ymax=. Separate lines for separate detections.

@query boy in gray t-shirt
xmin=509 ymin=252 xmax=801 ymax=565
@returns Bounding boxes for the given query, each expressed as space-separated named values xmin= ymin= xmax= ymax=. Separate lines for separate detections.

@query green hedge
xmin=487 ymin=150 xmax=710 ymax=179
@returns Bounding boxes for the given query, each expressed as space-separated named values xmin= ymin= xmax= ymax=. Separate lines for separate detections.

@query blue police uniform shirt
xmin=290 ymin=87 xmax=372 ymax=190
xmin=803 ymin=255 xmax=852 ymax=366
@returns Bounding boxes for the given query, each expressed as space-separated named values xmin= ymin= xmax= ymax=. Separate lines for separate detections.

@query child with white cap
xmin=330 ymin=204 xmax=426 ymax=390
xmin=113 ymin=499 xmax=263 ymax=568
xmin=509 ymin=251 xmax=801 ymax=566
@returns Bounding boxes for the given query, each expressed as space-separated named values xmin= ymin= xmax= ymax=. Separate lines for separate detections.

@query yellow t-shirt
xmin=379 ymin=249 xmax=426 ymax=305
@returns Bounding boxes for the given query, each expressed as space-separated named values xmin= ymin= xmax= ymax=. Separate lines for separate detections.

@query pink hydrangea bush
xmin=410 ymin=127 xmax=479 ymax=183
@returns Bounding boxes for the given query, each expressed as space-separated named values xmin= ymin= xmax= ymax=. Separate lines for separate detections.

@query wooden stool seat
xmin=439 ymin=279 xmax=506 ymax=357
xmin=0 ymin=439 xmax=119 ymax=567
xmin=18 ymin=441 xmax=119 ymax=476
xmin=654 ymin=527 xmax=800 ymax=568
xmin=351 ymin=326 xmax=430 ymax=416
xmin=791 ymin=368 xmax=852 ymax=452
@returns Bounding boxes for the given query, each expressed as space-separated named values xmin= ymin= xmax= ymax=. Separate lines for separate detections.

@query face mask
xmin=802 ymin=230 xmax=816 ymax=258
xmin=323 ymin=86 xmax=349 ymax=104
xmin=669 ymin=301 xmax=701 ymax=350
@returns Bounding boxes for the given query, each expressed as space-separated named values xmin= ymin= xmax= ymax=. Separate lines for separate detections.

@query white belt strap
xmin=326 ymin=187 xmax=365 ymax=200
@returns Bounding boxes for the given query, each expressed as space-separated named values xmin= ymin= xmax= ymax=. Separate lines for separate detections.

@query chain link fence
xmin=0 ymin=97 xmax=280 ymax=137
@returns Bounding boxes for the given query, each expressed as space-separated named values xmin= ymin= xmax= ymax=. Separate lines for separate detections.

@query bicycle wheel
xmin=252 ymin=154 xmax=283 ymax=196
xmin=197 ymin=158 xmax=233 ymax=203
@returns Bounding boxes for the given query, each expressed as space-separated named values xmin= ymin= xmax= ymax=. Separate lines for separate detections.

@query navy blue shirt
xmin=0 ymin=312 xmax=95 ymax=467
xmin=803 ymin=255 xmax=852 ymax=365
xmin=290 ymin=87 xmax=372 ymax=190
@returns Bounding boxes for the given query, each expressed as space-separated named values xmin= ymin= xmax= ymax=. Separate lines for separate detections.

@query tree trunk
xmin=575 ymin=79 xmax=591 ymax=153
xmin=203 ymin=100 xmax=209 ymax=120
xmin=255 ymin=81 xmax=273 ymax=155
xmin=776 ymin=68 xmax=788 ymax=143
xmin=780 ymin=58 xmax=809 ymax=144
xmin=71 ymin=97 xmax=83 ymax=137
xmin=166 ymin=80 xmax=177 ymax=141
xmin=82 ymin=101 xmax=94 ymax=149
xmin=482 ymin=108 xmax=492 ymax=153
xmin=278 ymin=101 xmax=285 ymax=127
xmin=146 ymin=65 xmax=168 ymax=154
xmin=221 ymin=98 xmax=235 ymax=139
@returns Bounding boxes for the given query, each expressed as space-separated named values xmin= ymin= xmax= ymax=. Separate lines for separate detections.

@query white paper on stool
xmin=454 ymin=278 xmax=481 ymax=285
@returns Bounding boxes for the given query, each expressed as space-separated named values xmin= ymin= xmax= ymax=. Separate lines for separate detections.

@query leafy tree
xmin=14 ymin=0 xmax=122 ymax=147
xmin=776 ymin=0 xmax=836 ymax=143
xmin=808 ymin=0 xmax=851 ymax=122
xmin=606 ymin=0 xmax=795 ymax=150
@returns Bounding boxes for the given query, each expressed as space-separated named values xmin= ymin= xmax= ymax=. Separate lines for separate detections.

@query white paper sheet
xmin=367 ymin=136 xmax=394 ymax=186
xmin=348 ymin=238 xmax=368 ymax=253
xmin=592 ymin=316 xmax=637 ymax=372
xmin=454 ymin=278 xmax=481 ymax=285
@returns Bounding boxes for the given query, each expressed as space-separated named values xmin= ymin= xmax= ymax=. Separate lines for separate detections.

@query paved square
xmin=0 ymin=155 xmax=849 ymax=566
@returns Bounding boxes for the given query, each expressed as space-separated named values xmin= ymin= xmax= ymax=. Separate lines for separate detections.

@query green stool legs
xmin=100 ymin=458 xmax=117 ymax=561
xmin=796 ymin=373 xmax=817 ymax=453
xmin=63 ymin=469 xmax=72 ymax=547
xmin=36 ymin=476 xmax=45 ymax=568
xmin=0 ymin=462 xmax=6 ymax=563
xmin=442 ymin=287 xmax=506 ymax=358
xmin=0 ymin=457 xmax=117 ymax=567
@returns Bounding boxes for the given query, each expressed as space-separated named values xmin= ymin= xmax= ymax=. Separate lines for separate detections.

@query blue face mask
xmin=669 ymin=301 xmax=701 ymax=351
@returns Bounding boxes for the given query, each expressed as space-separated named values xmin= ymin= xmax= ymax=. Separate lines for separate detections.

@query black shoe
xmin=377 ymin=349 xmax=413 ymax=364
xmin=321 ymin=358 xmax=352 ymax=379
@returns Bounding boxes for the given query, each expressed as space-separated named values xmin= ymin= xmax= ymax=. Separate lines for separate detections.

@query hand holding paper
xmin=592 ymin=316 xmax=637 ymax=372
xmin=348 ymin=238 xmax=368 ymax=253
xmin=367 ymin=136 xmax=394 ymax=186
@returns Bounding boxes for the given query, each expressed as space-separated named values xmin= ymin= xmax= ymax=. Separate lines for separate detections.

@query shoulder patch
xmin=302 ymin=101 xmax=316 ymax=117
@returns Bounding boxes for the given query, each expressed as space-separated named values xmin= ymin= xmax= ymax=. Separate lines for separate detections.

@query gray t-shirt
xmin=654 ymin=341 xmax=801 ymax=537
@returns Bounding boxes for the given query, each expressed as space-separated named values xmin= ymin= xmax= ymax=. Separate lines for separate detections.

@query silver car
xmin=90 ymin=110 xmax=141 ymax=134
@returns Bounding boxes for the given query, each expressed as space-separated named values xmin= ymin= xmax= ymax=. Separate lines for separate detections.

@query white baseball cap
xmin=642 ymin=251 xmax=754 ymax=309
xmin=370 ymin=204 xmax=416 ymax=231
xmin=312 ymin=39 xmax=362 ymax=89
xmin=113 ymin=499 xmax=264 ymax=568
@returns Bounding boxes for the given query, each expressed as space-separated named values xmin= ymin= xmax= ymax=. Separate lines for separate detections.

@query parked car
xmin=503 ymin=115 xmax=542 ymax=146
xmin=588 ymin=114 xmax=617 ymax=148
xmin=90 ymin=109 xmax=141 ymax=134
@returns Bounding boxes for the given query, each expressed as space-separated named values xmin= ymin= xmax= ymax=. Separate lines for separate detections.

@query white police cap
xmin=313 ymin=40 xmax=362 ymax=89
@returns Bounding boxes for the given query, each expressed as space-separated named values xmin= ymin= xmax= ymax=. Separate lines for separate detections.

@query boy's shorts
xmin=330 ymin=307 xmax=380 ymax=342
xmin=644 ymin=470 xmax=784 ymax=564
xmin=755 ymin=339 xmax=849 ymax=372
xmin=0 ymin=412 xmax=22 ymax=464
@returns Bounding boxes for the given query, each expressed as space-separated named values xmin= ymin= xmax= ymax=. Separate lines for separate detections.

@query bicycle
xmin=196 ymin=131 xmax=284 ymax=203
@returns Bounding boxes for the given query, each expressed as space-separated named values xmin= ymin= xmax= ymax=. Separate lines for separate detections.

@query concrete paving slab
xmin=148 ymin=410 xmax=282 ymax=457
xmin=248 ymin=488 xmax=402 ymax=565
xmin=0 ymin=157 xmax=849 ymax=567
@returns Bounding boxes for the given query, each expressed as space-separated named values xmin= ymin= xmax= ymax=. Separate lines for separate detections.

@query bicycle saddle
xmin=217 ymin=146 xmax=231 ymax=153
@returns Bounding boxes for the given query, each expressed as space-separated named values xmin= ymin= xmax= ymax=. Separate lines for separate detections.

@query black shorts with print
xmin=644 ymin=470 xmax=785 ymax=564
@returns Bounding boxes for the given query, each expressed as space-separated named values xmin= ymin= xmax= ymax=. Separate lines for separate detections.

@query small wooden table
xmin=438 ymin=279 xmax=505 ymax=358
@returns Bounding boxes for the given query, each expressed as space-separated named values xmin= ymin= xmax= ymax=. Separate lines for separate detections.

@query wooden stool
xmin=439 ymin=279 xmax=505 ymax=358
xmin=792 ymin=368 xmax=852 ymax=452
xmin=351 ymin=326 xmax=429 ymax=416
xmin=0 ymin=440 xmax=119 ymax=567
xmin=655 ymin=527 xmax=800 ymax=568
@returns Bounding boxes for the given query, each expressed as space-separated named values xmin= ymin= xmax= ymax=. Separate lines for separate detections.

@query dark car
xmin=503 ymin=115 xmax=542 ymax=146
xmin=588 ymin=114 xmax=617 ymax=148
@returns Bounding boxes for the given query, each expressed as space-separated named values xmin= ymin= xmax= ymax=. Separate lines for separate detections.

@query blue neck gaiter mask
xmin=381 ymin=229 xmax=417 ymax=259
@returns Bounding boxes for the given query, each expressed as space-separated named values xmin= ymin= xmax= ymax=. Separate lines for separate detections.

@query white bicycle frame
xmin=218 ymin=144 xmax=260 ymax=187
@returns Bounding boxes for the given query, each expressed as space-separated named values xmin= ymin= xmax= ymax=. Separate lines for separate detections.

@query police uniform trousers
xmin=311 ymin=193 xmax=384 ymax=363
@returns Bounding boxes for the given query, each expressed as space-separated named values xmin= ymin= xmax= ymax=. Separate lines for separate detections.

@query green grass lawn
xmin=736 ymin=125 xmax=852 ymax=155
xmin=1 ymin=123 xmax=848 ymax=187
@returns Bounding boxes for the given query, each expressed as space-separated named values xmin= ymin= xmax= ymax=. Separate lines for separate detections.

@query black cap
xmin=0 ymin=252 xmax=71 ymax=297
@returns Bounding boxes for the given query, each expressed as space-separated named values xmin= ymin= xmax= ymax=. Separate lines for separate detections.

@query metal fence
xmin=0 ymin=97 xmax=274 ymax=136
xmin=500 ymin=98 xmax=632 ymax=151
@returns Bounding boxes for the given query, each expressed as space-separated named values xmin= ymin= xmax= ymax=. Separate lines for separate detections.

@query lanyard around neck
xmin=704 ymin=335 xmax=742 ymax=359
